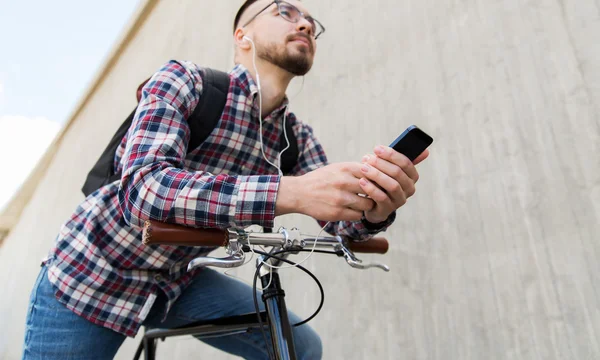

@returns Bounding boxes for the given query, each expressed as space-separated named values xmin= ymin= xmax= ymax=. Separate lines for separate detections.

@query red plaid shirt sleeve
xmin=118 ymin=61 xmax=280 ymax=229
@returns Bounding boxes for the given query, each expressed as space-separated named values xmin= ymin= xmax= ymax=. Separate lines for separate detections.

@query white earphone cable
xmin=247 ymin=36 xmax=287 ymax=176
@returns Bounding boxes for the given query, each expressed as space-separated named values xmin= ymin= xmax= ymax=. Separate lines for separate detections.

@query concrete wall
xmin=2 ymin=0 xmax=600 ymax=358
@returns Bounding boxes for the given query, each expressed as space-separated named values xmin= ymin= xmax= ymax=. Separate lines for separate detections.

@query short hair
xmin=233 ymin=0 xmax=260 ymax=33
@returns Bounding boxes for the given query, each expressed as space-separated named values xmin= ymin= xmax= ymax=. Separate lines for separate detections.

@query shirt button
xmin=154 ymin=274 xmax=162 ymax=282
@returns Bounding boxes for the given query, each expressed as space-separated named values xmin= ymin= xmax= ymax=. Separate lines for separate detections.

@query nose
xmin=295 ymin=17 xmax=314 ymax=38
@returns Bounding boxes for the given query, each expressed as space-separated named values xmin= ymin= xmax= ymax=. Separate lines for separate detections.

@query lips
xmin=288 ymin=35 xmax=313 ymax=52
xmin=291 ymin=38 xmax=310 ymax=46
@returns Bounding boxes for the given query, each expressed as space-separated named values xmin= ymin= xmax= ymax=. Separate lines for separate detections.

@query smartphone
xmin=388 ymin=125 xmax=433 ymax=162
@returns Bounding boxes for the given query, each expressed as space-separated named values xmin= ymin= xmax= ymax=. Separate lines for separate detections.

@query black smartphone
xmin=388 ymin=125 xmax=433 ymax=162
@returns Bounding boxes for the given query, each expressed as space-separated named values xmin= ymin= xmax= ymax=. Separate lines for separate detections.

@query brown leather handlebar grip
xmin=142 ymin=221 xmax=229 ymax=247
xmin=346 ymin=237 xmax=389 ymax=254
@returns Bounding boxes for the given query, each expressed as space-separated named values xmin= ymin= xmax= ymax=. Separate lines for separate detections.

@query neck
xmin=240 ymin=57 xmax=293 ymax=117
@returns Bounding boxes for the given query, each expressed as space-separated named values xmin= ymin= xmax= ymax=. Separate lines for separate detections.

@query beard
xmin=256 ymin=35 xmax=314 ymax=76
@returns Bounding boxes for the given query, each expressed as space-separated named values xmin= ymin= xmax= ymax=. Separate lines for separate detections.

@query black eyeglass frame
xmin=240 ymin=0 xmax=326 ymax=40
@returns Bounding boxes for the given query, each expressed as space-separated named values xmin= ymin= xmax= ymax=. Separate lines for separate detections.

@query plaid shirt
xmin=44 ymin=60 xmax=395 ymax=337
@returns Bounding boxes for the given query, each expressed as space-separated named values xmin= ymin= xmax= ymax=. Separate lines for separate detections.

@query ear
xmin=234 ymin=28 xmax=251 ymax=50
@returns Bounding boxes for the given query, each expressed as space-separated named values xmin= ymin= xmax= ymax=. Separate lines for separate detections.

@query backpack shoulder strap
xmin=280 ymin=120 xmax=298 ymax=174
xmin=187 ymin=68 xmax=230 ymax=150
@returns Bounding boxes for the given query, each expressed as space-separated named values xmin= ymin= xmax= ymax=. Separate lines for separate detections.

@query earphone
xmin=242 ymin=36 xmax=260 ymax=89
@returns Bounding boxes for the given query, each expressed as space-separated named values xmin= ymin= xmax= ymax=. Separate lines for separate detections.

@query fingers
xmin=341 ymin=162 xmax=368 ymax=184
xmin=374 ymin=146 xmax=419 ymax=183
xmin=323 ymin=193 xmax=366 ymax=220
xmin=329 ymin=187 xmax=375 ymax=211
xmin=346 ymin=193 xmax=376 ymax=212
xmin=333 ymin=163 xmax=371 ymax=194
xmin=337 ymin=208 xmax=365 ymax=222
xmin=362 ymin=154 xmax=412 ymax=186
xmin=317 ymin=207 xmax=364 ymax=222
xmin=359 ymin=159 xmax=416 ymax=200
xmin=358 ymin=177 xmax=401 ymax=210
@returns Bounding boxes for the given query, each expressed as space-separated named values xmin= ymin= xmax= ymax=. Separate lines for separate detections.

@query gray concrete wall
xmin=2 ymin=0 xmax=600 ymax=358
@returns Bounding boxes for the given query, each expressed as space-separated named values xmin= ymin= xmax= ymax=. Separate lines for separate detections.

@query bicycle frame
xmin=135 ymin=223 xmax=390 ymax=360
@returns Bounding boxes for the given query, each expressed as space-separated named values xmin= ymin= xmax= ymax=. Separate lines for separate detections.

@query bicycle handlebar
xmin=346 ymin=238 xmax=389 ymax=254
xmin=142 ymin=221 xmax=389 ymax=254
xmin=142 ymin=221 xmax=229 ymax=247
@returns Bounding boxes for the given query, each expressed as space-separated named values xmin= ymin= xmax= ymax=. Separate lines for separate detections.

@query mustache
xmin=286 ymin=32 xmax=314 ymax=52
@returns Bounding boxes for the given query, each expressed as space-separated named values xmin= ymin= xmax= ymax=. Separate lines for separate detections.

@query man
xmin=22 ymin=0 xmax=429 ymax=359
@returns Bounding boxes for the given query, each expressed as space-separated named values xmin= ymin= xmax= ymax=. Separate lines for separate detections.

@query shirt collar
xmin=229 ymin=63 xmax=290 ymax=119
xmin=230 ymin=63 xmax=259 ymax=97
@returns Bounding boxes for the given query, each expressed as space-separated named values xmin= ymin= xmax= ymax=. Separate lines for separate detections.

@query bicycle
xmin=134 ymin=220 xmax=391 ymax=360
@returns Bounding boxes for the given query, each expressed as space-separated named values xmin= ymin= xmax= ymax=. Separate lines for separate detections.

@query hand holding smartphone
xmin=358 ymin=125 xmax=432 ymax=222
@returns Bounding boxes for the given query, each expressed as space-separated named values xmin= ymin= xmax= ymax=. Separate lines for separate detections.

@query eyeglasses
xmin=241 ymin=0 xmax=326 ymax=40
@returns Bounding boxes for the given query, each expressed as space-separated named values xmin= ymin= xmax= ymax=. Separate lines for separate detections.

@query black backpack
xmin=81 ymin=68 xmax=299 ymax=197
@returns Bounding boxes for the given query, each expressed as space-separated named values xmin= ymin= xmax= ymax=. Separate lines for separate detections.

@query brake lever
xmin=187 ymin=253 xmax=245 ymax=271
xmin=339 ymin=246 xmax=390 ymax=272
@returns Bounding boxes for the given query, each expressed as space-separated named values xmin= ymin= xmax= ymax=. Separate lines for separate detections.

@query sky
xmin=0 ymin=0 xmax=140 ymax=211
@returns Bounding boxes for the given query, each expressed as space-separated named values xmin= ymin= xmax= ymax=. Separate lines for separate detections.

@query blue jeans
xmin=22 ymin=265 xmax=322 ymax=359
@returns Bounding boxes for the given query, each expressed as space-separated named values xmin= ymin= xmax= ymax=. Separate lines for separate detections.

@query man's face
xmin=240 ymin=0 xmax=317 ymax=76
